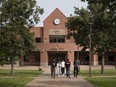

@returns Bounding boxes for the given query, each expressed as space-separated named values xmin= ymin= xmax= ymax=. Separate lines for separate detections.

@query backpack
xmin=74 ymin=60 xmax=79 ymax=67
xmin=51 ymin=62 xmax=56 ymax=68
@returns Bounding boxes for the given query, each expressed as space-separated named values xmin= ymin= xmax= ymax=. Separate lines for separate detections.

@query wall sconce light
xmin=41 ymin=50 xmax=45 ymax=53
xmin=70 ymin=50 xmax=72 ymax=53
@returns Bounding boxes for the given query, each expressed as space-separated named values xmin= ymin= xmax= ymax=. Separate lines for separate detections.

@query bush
xmin=0 ymin=60 xmax=7 ymax=67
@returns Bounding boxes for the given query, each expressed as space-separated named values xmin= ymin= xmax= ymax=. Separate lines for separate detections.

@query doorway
xmin=48 ymin=51 xmax=67 ymax=65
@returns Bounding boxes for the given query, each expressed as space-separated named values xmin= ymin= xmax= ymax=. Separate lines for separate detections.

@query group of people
xmin=50 ymin=58 xmax=80 ymax=79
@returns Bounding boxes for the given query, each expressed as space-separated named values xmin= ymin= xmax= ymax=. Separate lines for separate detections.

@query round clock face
xmin=54 ymin=18 xmax=60 ymax=25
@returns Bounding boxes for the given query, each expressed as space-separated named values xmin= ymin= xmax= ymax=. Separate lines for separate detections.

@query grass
xmin=86 ymin=77 xmax=116 ymax=87
xmin=78 ymin=69 xmax=116 ymax=87
xmin=0 ymin=69 xmax=43 ymax=87
xmin=79 ymin=69 xmax=116 ymax=76
xmin=0 ymin=78 xmax=33 ymax=87
xmin=0 ymin=69 xmax=43 ymax=77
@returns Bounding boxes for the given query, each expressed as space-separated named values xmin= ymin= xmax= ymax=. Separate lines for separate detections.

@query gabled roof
xmin=43 ymin=8 xmax=67 ymax=22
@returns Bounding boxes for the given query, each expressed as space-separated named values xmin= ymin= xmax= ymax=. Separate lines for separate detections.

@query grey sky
xmin=37 ymin=0 xmax=87 ymax=26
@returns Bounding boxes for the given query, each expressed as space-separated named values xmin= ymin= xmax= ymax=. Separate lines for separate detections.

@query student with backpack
xmin=65 ymin=59 xmax=71 ymax=78
xmin=50 ymin=59 xmax=57 ymax=79
xmin=73 ymin=58 xmax=80 ymax=78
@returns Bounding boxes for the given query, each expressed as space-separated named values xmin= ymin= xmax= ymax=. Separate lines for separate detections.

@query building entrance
xmin=48 ymin=51 xmax=67 ymax=65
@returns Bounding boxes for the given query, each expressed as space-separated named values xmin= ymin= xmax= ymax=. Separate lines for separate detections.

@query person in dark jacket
xmin=65 ymin=59 xmax=71 ymax=78
xmin=73 ymin=58 xmax=80 ymax=78
xmin=50 ymin=59 xmax=57 ymax=79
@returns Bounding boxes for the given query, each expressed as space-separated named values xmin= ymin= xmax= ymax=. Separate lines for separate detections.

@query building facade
xmin=21 ymin=8 xmax=116 ymax=66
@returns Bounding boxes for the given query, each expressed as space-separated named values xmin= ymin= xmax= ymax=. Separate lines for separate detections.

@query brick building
xmin=21 ymin=8 xmax=116 ymax=66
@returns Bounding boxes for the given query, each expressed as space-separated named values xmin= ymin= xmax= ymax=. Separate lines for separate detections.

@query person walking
xmin=50 ymin=59 xmax=57 ymax=79
xmin=73 ymin=58 xmax=80 ymax=78
xmin=65 ymin=59 xmax=71 ymax=78
xmin=57 ymin=61 xmax=61 ymax=77
xmin=61 ymin=60 xmax=65 ymax=76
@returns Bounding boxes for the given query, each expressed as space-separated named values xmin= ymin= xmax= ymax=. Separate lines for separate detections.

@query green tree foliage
xmin=82 ymin=0 xmax=116 ymax=50
xmin=66 ymin=8 xmax=92 ymax=51
xmin=0 ymin=0 xmax=43 ymax=75
xmin=66 ymin=0 xmax=116 ymax=74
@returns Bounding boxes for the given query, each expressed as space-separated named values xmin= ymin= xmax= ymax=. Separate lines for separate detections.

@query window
xmin=49 ymin=35 xmax=65 ymax=43
xmin=24 ymin=55 xmax=29 ymax=62
xmin=108 ymin=56 xmax=114 ymax=61
xmin=85 ymin=56 xmax=89 ymax=61
xmin=35 ymin=37 xmax=41 ymax=43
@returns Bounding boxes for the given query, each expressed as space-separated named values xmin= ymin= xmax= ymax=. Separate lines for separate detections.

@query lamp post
xmin=89 ymin=24 xmax=92 ymax=77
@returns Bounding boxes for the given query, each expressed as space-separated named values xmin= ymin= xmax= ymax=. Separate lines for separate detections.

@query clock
xmin=54 ymin=18 xmax=60 ymax=25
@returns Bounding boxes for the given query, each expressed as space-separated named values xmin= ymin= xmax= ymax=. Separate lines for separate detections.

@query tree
xmin=82 ymin=0 xmax=116 ymax=73
xmin=66 ymin=0 xmax=116 ymax=75
xmin=81 ymin=0 xmax=116 ymax=49
xmin=0 ymin=0 xmax=43 ymax=75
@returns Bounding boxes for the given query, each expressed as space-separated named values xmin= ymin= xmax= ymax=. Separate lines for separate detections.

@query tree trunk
xmin=11 ymin=57 xmax=14 ymax=75
xmin=101 ymin=52 xmax=105 ymax=74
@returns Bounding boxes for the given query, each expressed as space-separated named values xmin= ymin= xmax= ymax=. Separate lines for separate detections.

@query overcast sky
xmin=36 ymin=0 xmax=88 ymax=27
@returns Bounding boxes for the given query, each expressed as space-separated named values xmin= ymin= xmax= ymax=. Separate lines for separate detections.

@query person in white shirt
xmin=61 ymin=60 xmax=65 ymax=76
xmin=57 ymin=61 xmax=61 ymax=77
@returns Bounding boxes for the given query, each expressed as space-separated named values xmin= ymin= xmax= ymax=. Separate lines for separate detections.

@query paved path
xmin=25 ymin=66 xmax=96 ymax=87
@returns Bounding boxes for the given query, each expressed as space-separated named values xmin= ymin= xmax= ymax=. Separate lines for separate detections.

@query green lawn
xmin=86 ymin=77 xmax=116 ymax=87
xmin=0 ymin=78 xmax=33 ymax=87
xmin=0 ymin=69 xmax=43 ymax=87
xmin=79 ymin=69 xmax=116 ymax=76
xmin=79 ymin=69 xmax=116 ymax=87
xmin=0 ymin=69 xmax=43 ymax=77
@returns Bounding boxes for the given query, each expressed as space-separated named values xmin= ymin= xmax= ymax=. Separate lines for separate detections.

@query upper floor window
xmin=35 ymin=37 xmax=41 ymax=43
xmin=49 ymin=35 xmax=65 ymax=43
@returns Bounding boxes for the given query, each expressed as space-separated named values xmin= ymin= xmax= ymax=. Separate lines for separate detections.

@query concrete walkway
xmin=25 ymin=66 xmax=97 ymax=87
